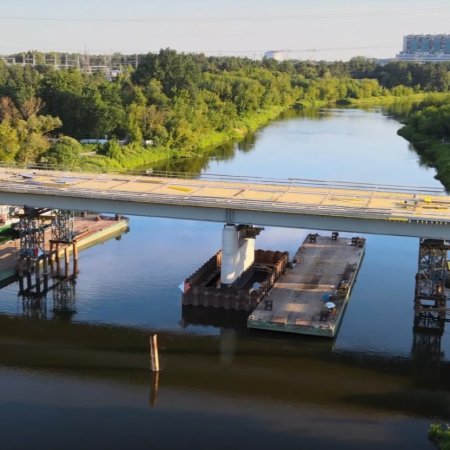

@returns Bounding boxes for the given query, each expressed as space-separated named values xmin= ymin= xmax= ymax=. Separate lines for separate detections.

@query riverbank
xmin=395 ymin=94 xmax=450 ymax=191
xmin=294 ymin=93 xmax=427 ymax=110
xmin=341 ymin=92 xmax=427 ymax=107
xmin=397 ymin=126 xmax=450 ymax=191
xmin=76 ymin=105 xmax=290 ymax=174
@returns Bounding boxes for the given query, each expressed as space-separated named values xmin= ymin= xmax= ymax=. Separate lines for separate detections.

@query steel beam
xmin=2 ymin=190 xmax=450 ymax=239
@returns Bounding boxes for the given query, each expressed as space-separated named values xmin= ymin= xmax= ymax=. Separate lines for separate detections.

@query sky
xmin=1 ymin=0 xmax=450 ymax=61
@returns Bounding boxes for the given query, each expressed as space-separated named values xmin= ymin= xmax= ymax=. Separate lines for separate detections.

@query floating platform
xmin=247 ymin=234 xmax=365 ymax=337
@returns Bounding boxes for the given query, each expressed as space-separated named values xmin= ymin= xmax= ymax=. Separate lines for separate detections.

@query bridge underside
xmin=2 ymin=191 xmax=450 ymax=239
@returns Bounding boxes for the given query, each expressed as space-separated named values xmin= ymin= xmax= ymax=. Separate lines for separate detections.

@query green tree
xmin=0 ymin=120 xmax=19 ymax=161
xmin=42 ymin=136 xmax=82 ymax=167
xmin=15 ymin=114 xmax=62 ymax=163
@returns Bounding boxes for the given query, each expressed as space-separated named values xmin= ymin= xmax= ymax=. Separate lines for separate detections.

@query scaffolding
xmin=17 ymin=208 xmax=50 ymax=258
xmin=51 ymin=210 xmax=75 ymax=244
xmin=412 ymin=238 xmax=449 ymax=384
xmin=16 ymin=208 xmax=78 ymax=304
xmin=414 ymin=239 xmax=448 ymax=324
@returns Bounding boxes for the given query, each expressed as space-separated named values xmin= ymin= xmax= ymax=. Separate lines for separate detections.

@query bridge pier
xmin=412 ymin=238 xmax=449 ymax=384
xmin=220 ymin=224 xmax=263 ymax=286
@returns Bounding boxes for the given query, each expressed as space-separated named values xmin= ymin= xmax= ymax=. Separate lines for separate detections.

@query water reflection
xmin=18 ymin=277 xmax=77 ymax=321
xmin=181 ymin=305 xmax=249 ymax=330
xmin=0 ymin=311 xmax=449 ymax=420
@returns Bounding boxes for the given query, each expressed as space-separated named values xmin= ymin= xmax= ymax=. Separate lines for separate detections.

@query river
xmin=0 ymin=107 xmax=447 ymax=449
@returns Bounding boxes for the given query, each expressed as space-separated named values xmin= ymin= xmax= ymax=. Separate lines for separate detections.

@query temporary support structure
xmin=413 ymin=238 xmax=449 ymax=383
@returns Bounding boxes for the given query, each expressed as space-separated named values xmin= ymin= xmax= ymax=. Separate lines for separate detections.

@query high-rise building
xmin=397 ymin=34 xmax=450 ymax=62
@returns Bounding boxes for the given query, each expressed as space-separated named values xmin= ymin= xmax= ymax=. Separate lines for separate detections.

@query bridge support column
xmin=220 ymin=224 xmax=263 ymax=286
xmin=412 ymin=238 xmax=448 ymax=383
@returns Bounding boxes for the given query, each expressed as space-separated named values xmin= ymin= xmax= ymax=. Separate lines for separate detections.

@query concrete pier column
xmin=220 ymin=224 xmax=260 ymax=285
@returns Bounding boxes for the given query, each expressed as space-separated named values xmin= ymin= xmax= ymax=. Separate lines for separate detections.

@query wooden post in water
xmin=149 ymin=334 xmax=160 ymax=372
xmin=149 ymin=371 xmax=160 ymax=407
xmin=26 ymin=257 xmax=32 ymax=291
xmin=49 ymin=242 xmax=55 ymax=276
xmin=43 ymin=255 xmax=49 ymax=292
xmin=35 ymin=258 xmax=41 ymax=293
xmin=17 ymin=258 xmax=24 ymax=293
xmin=55 ymin=243 xmax=60 ymax=277
xmin=18 ymin=271 xmax=24 ymax=294
xmin=73 ymin=242 xmax=79 ymax=274
xmin=64 ymin=246 xmax=70 ymax=278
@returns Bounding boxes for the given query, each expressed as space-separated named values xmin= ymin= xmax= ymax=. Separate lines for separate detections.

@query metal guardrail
xmin=0 ymin=162 xmax=446 ymax=196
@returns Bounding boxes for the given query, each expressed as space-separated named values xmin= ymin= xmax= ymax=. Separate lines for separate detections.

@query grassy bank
xmin=342 ymin=93 xmax=427 ymax=107
xmin=295 ymin=93 xmax=427 ymax=110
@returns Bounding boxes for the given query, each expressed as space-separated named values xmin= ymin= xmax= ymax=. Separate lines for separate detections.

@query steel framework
xmin=17 ymin=208 xmax=50 ymax=258
xmin=412 ymin=239 xmax=448 ymax=383
xmin=51 ymin=209 xmax=75 ymax=243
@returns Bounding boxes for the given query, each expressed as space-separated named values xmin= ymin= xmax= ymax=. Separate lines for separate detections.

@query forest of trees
xmin=0 ymin=50 xmax=449 ymax=171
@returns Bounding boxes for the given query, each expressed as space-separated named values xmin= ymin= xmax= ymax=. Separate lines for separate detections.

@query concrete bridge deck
xmin=0 ymin=168 xmax=449 ymax=238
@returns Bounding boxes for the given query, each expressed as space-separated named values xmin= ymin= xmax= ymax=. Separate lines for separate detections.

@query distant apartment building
xmin=396 ymin=34 xmax=450 ymax=62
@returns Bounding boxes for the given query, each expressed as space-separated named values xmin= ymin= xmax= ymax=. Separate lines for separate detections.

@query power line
xmin=201 ymin=45 xmax=398 ymax=55
xmin=0 ymin=7 xmax=448 ymax=23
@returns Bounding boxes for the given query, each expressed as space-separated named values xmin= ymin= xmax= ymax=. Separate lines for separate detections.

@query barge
xmin=247 ymin=234 xmax=365 ymax=337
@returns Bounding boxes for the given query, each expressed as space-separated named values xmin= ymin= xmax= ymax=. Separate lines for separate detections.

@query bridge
xmin=0 ymin=167 xmax=450 ymax=239
xmin=1 ymin=167 xmax=449 ymax=343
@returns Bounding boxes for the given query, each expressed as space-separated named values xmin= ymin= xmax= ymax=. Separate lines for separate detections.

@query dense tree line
xmin=0 ymin=50 xmax=448 ymax=169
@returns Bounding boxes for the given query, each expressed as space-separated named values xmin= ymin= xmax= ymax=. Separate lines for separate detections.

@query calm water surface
xmin=0 ymin=108 xmax=447 ymax=449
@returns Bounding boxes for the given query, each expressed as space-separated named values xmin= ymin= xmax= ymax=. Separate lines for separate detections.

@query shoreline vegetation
xmin=0 ymin=50 xmax=448 ymax=175
xmin=428 ymin=423 xmax=450 ymax=449
xmin=77 ymin=104 xmax=289 ymax=173
xmin=396 ymin=93 xmax=450 ymax=191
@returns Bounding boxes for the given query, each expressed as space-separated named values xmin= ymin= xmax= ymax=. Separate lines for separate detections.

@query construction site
xmin=181 ymin=223 xmax=365 ymax=337
xmin=0 ymin=206 xmax=129 ymax=318
xmin=182 ymin=227 xmax=450 ymax=341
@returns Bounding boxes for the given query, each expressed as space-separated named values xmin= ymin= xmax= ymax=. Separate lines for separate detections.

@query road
xmin=0 ymin=168 xmax=449 ymax=238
